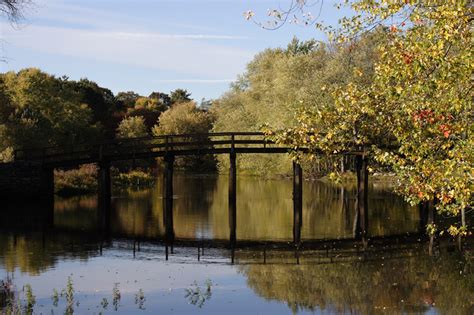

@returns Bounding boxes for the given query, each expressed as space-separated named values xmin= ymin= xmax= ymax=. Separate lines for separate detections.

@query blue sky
xmin=0 ymin=0 xmax=350 ymax=102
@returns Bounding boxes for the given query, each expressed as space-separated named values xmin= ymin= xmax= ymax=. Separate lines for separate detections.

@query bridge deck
xmin=13 ymin=132 xmax=363 ymax=168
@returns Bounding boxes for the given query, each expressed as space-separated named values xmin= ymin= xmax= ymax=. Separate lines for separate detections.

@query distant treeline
xmin=0 ymin=33 xmax=382 ymax=177
xmin=0 ymin=69 xmax=212 ymax=163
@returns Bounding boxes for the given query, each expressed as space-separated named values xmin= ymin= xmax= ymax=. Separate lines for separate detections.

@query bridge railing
xmin=13 ymin=132 xmax=283 ymax=165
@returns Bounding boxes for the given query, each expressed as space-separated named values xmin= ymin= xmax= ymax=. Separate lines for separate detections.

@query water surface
xmin=1 ymin=174 xmax=472 ymax=314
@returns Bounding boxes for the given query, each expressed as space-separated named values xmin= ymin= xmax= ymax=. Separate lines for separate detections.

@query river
xmin=0 ymin=174 xmax=472 ymax=314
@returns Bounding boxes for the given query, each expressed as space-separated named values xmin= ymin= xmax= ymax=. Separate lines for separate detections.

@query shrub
xmin=54 ymin=164 xmax=98 ymax=195
xmin=113 ymin=170 xmax=155 ymax=188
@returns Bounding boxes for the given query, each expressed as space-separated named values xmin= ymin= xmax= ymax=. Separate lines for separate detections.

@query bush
xmin=113 ymin=170 xmax=155 ymax=188
xmin=54 ymin=164 xmax=98 ymax=195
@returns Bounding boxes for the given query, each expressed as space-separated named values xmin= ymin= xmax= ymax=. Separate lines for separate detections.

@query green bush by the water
xmin=55 ymin=165 xmax=155 ymax=195
xmin=55 ymin=164 xmax=98 ymax=195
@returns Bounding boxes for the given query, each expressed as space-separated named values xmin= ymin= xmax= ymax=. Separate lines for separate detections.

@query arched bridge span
xmin=14 ymin=132 xmax=301 ymax=168
xmin=4 ymin=132 xmax=375 ymax=247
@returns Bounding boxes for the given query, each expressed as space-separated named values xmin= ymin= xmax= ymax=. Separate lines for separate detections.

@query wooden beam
xmin=229 ymin=151 xmax=237 ymax=246
xmin=355 ymin=154 xmax=369 ymax=243
xmin=293 ymin=161 xmax=303 ymax=245
xmin=98 ymin=160 xmax=112 ymax=237
xmin=98 ymin=160 xmax=111 ymax=214
xmin=163 ymin=154 xmax=175 ymax=246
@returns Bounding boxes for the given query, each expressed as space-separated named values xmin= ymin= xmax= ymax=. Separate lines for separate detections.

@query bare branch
xmin=0 ymin=0 xmax=31 ymax=22
xmin=244 ymin=0 xmax=325 ymax=30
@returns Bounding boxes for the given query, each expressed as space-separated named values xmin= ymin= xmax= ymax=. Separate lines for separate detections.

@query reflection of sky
xmin=1 ymin=248 xmax=319 ymax=314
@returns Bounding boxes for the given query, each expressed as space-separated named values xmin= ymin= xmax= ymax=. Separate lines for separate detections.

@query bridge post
xmin=163 ymin=154 xmax=175 ymax=247
xmin=229 ymin=148 xmax=237 ymax=246
xmin=98 ymin=160 xmax=111 ymax=213
xmin=293 ymin=161 xmax=303 ymax=245
xmin=355 ymin=153 xmax=369 ymax=243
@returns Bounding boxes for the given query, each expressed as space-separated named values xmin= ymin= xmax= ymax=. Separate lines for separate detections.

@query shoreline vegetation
xmin=53 ymin=163 xmax=398 ymax=197
xmin=54 ymin=165 xmax=156 ymax=196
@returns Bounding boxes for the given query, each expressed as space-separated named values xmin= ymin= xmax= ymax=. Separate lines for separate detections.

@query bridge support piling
xmin=163 ymin=154 xmax=175 ymax=246
xmin=293 ymin=161 xmax=303 ymax=245
xmin=98 ymin=160 xmax=112 ymax=238
xmin=229 ymin=152 xmax=237 ymax=246
xmin=355 ymin=154 xmax=369 ymax=244
xmin=98 ymin=160 xmax=111 ymax=213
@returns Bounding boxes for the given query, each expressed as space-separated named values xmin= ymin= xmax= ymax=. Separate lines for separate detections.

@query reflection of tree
xmin=0 ymin=233 xmax=99 ymax=275
xmin=55 ymin=196 xmax=98 ymax=230
xmin=113 ymin=189 xmax=158 ymax=238
xmin=209 ymin=177 xmax=418 ymax=241
xmin=52 ymin=175 xmax=418 ymax=242
xmin=53 ymin=174 xmax=218 ymax=239
xmin=185 ymin=279 xmax=213 ymax=308
xmin=161 ymin=174 xmax=217 ymax=239
xmin=240 ymin=249 xmax=474 ymax=314
xmin=0 ymin=277 xmax=14 ymax=309
xmin=0 ymin=175 xmax=426 ymax=275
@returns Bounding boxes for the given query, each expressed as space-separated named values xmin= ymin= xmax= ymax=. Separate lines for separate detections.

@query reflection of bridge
xmin=2 ymin=132 xmax=376 ymax=247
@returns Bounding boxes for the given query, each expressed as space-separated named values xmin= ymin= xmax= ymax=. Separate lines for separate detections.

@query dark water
xmin=0 ymin=174 xmax=472 ymax=314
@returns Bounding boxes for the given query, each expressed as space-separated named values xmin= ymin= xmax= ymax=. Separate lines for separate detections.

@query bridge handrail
xmin=13 ymin=132 xmax=274 ymax=162
xmin=12 ymin=131 xmax=375 ymax=164
xmin=14 ymin=132 xmax=266 ymax=152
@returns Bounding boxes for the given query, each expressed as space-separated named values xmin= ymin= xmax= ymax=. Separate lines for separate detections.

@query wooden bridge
xmin=13 ymin=132 xmax=297 ymax=167
xmin=6 ymin=132 xmax=372 ymax=247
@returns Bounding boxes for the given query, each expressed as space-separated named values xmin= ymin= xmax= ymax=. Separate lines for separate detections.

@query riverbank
xmin=54 ymin=164 xmax=398 ymax=197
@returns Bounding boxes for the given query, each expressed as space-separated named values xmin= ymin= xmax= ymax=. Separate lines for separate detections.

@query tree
xmin=170 ymin=89 xmax=192 ymax=104
xmin=1 ymin=0 xmax=32 ymax=61
xmin=267 ymin=1 xmax=473 ymax=236
xmin=285 ymin=36 xmax=319 ymax=56
xmin=153 ymin=102 xmax=212 ymax=135
xmin=59 ymin=78 xmax=117 ymax=139
xmin=152 ymin=102 xmax=215 ymax=171
xmin=199 ymin=98 xmax=213 ymax=111
xmin=0 ymin=68 xmax=100 ymax=154
xmin=133 ymin=97 xmax=166 ymax=112
xmin=0 ymin=0 xmax=31 ymax=22
xmin=116 ymin=116 xmax=148 ymax=139
xmin=116 ymin=91 xmax=140 ymax=109
xmin=126 ymin=97 xmax=167 ymax=131
xmin=213 ymin=35 xmax=380 ymax=176
xmin=149 ymin=91 xmax=171 ymax=108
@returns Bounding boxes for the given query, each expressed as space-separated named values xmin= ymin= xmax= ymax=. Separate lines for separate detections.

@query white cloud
xmin=2 ymin=23 xmax=254 ymax=78
xmin=110 ymin=32 xmax=249 ymax=40
xmin=154 ymin=79 xmax=233 ymax=83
